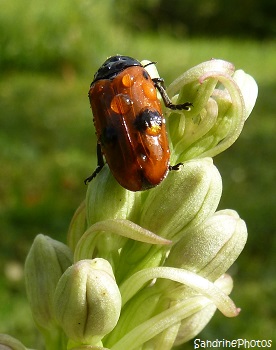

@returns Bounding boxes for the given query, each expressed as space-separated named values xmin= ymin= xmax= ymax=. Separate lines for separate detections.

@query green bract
xmin=25 ymin=234 xmax=73 ymax=331
xmin=19 ymin=59 xmax=258 ymax=350
xmin=0 ymin=334 xmax=28 ymax=350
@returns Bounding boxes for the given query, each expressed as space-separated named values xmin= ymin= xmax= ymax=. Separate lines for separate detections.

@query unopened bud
xmin=24 ymin=234 xmax=73 ymax=330
xmin=140 ymin=158 xmax=222 ymax=242
xmin=54 ymin=259 xmax=121 ymax=345
xmin=166 ymin=209 xmax=247 ymax=281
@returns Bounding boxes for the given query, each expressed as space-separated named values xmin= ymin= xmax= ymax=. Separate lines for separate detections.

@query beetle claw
xmin=169 ymin=163 xmax=183 ymax=171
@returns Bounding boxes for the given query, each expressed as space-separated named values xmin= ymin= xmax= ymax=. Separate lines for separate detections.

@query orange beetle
xmin=85 ymin=55 xmax=192 ymax=191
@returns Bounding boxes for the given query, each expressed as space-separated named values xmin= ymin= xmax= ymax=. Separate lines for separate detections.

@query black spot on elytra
xmin=134 ymin=109 xmax=162 ymax=132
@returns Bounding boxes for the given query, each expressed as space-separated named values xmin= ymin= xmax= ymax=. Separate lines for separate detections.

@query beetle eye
xmin=142 ymin=70 xmax=149 ymax=80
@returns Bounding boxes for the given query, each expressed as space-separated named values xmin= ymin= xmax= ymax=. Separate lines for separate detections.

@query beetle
xmin=85 ymin=55 xmax=192 ymax=191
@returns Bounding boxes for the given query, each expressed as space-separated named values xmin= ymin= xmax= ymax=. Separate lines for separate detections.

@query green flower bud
xmin=140 ymin=158 xmax=222 ymax=242
xmin=24 ymin=234 xmax=73 ymax=331
xmin=54 ymin=259 xmax=121 ymax=345
xmin=166 ymin=209 xmax=247 ymax=281
xmin=86 ymin=165 xmax=138 ymax=227
xmin=0 ymin=334 xmax=27 ymax=350
xmin=165 ymin=59 xmax=257 ymax=162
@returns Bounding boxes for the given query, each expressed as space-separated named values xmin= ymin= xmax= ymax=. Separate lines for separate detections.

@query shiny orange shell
xmin=89 ymin=66 xmax=170 ymax=191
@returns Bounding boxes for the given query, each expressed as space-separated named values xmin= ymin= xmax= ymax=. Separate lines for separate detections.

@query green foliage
xmin=0 ymin=0 xmax=125 ymax=72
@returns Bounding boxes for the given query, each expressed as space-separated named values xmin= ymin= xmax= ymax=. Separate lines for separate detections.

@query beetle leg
xmin=152 ymin=78 xmax=193 ymax=111
xmin=84 ymin=143 xmax=105 ymax=184
xmin=169 ymin=162 xmax=183 ymax=171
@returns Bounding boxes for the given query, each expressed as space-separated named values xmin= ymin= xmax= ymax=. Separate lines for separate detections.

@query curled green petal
xmin=174 ymin=274 xmax=234 ymax=345
xmin=110 ymin=296 xmax=213 ymax=350
xmin=108 ymin=273 xmax=235 ymax=349
xmin=0 ymin=334 xmax=27 ymax=350
xmin=232 ymin=69 xmax=258 ymax=120
xmin=172 ymin=97 xmax=219 ymax=160
xmin=167 ymin=59 xmax=235 ymax=96
xmin=164 ymin=59 xmax=257 ymax=161
xmin=196 ymin=70 xmax=246 ymax=158
xmin=166 ymin=60 xmax=235 ymax=160
xmin=120 ymin=267 xmax=239 ymax=317
xmin=74 ymin=219 xmax=171 ymax=263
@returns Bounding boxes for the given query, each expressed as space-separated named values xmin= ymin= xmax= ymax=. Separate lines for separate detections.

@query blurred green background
xmin=0 ymin=0 xmax=275 ymax=348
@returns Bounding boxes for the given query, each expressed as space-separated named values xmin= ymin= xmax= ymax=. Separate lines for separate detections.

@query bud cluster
xmin=3 ymin=59 xmax=257 ymax=350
